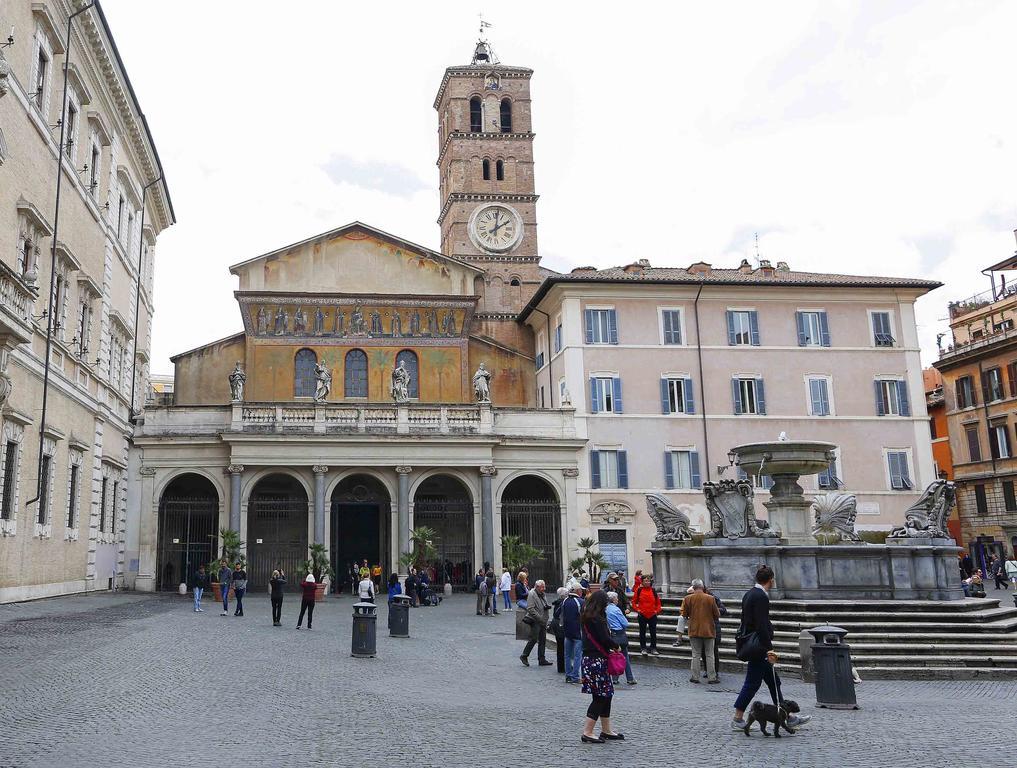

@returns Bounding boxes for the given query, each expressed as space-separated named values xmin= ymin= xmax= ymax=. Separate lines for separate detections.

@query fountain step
xmin=656 ymin=596 xmax=1005 ymax=613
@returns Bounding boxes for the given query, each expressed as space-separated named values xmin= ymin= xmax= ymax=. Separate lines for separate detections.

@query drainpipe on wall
xmin=128 ymin=175 xmax=162 ymax=422
xmin=977 ymin=360 xmax=997 ymax=476
xmin=693 ymin=283 xmax=710 ymax=482
xmin=531 ymin=307 xmax=554 ymax=409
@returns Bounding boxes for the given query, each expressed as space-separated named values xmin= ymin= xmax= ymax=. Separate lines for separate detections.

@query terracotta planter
xmin=314 ymin=582 xmax=327 ymax=602
xmin=211 ymin=582 xmax=235 ymax=602
xmin=509 ymin=585 xmax=517 ymax=601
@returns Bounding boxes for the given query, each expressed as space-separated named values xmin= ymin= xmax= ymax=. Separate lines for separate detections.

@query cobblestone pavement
xmin=2 ymin=592 xmax=1014 ymax=767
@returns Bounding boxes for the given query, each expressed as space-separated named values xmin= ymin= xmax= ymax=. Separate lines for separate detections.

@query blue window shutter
xmin=612 ymin=377 xmax=623 ymax=413
xmin=899 ymin=453 xmax=911 ymax=488
xmin=874 ymin=380 xmax=886 ymax=416
xmin=589 ymin=378 xmax=599 ymax=414
xmin=819 ymin=311 xmax=831 ymax=347
xmin=809 ymin=379 xmax=822 ymax=415
xmin=584 ymin=309 xmax=594 ymax=344
xmin=690 ymin=451 xmax=701 ymax=489
xmin=617 ymin=451 xmax=628 ymax=489
xmin=755 ymin=378 xmax=766 ymax=415
xmin=887 ymin=452 xmax=901 ymax=489
xmin=590 ymin=451 xmax=601 ymax=489
xmin=726 ymin=311 xmax=736 ymax=346
xmin=660 ymin=379 xmax=671 ymax=414
xmin=664 ymin=452 xmax=675 ymax=489
xmin=732 ymin=379 xmax=743 ymax=415
xmin=683 ymin=377 xmax=695 ymax=415
xmin=897 ymin=381 xmax=911 ymax=416
xmin=819 ymin=379 xmax=830 ymax=415
xmin=796 ymin=312 xmax=807 ymax=346
xmin=607 ymin=310 xmax=619 ymax=344
xmin=749 ymin=311 xmax=760 ymax=346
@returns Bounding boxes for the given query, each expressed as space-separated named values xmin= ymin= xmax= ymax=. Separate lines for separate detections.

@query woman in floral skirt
xmin=579 ymin=590 xmax=624 ymax=744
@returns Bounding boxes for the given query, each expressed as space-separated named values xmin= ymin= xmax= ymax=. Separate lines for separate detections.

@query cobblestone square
xmin=1 ymin=592 xmax=1013 ymax=767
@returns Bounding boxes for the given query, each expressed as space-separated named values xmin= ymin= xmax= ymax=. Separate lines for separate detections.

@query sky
xmin=98 ymin=0 xmax=1017 ymax=375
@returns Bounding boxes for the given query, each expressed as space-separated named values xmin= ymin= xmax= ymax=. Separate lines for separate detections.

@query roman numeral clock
xmin=469 ymin=204 xmax=523 ymax=253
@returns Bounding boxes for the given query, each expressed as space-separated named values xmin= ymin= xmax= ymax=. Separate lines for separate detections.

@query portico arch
xmin=246 ymin=473 xmax=309 ymax=592
xmin=413 ymin=474 xmax=474 ymax=589
xmin=499 ymin=474 xmax=562 ymax=587
xmin=330 ymin=474 xmax=392 ymax=595
xmin=156 ymin=473 xmax=219 ymax=592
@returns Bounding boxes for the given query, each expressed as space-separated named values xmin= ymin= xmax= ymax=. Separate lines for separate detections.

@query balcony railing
xmin=939 ymin=322 xmax=1017 ymax=361
xmin=948 ymin=284 xmax=1017 ymax=319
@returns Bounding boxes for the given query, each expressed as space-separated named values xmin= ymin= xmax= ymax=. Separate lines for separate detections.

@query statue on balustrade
xmin=888 ymin=480 xmax=956 ymax=539
xmin=703 ymin=479 xmax=776 ymax=539
xmin=314 ymin=362 xmax=332 ymax=402
xmin=228 ymin=361 xmax=246 ymax=402
xmin=472 ymin=362 xmax=492 ymax=403
xmin=390 ymin=361 xmax=410 ymax=403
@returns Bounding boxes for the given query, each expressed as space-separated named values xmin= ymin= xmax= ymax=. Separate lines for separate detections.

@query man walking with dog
xmin=731 ymin=565 xmax=811 ymax=731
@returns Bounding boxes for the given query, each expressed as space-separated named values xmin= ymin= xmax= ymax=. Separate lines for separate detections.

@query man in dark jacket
xmin=217 ymin=559 xmax=232 ymax=616
xmin=731 ymin=565 xmax=811 ymax=731
xmin=561 ymin=582 xmax=585 ymax=683
xmin=193 ymin=565 xmax=209 ymax=612
xmin=485 ymin=570 xmax=499 ymax=615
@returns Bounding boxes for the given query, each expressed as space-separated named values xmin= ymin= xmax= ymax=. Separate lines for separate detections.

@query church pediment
xmin=229 ymin=222 xmax=483 ymax=296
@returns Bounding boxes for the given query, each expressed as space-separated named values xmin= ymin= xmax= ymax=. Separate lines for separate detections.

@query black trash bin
xmin=352 ymin=601 xmax=377 ymax=658
xmin=808 ymin=625 xmax=859 ymax=709
xmin=390 ymin=594 xmax=412 ymax=638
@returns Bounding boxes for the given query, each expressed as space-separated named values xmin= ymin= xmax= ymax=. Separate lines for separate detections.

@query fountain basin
xmin=731 ymin=440 xmax=837 ymax=477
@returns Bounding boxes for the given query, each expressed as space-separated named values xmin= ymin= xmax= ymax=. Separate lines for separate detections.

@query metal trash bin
xmin=351 ymin=601 xmax=378 ymax=658
xmin=390 ymin=595 xmax=412 ymax=638
xmin=515 ymin=607 xmax=530 ymax=640
xmin=808 ymin=625 xmax=858 ymax=709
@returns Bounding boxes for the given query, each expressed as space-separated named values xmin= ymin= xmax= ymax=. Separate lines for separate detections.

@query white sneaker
xmin=787 ymin=714 xmax=812 ymax=727
xmin=731 ymin=718 xmax=747 ymax=731
xmin=220 ymin=611 xmax=228 ymax=616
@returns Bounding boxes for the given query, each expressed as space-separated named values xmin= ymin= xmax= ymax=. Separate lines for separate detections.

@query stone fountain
xmin=646 ymin=437 xmax=963 ymax=601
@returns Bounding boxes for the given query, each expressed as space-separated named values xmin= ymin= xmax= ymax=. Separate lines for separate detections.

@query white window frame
xmin=729 ymin=309 xmax=754 ymax=346
xmin=596 ymin=449 xmax=621 ymax=489
xmin=868 ymin=309 xmax=897 ymax=348
xmin=798 ymin=309 xmax=825 ymax=348
xmin=592 ymin=374 xmax=619 ymax=413
xmin=666 ymin=446 xmax=698 ymax=489
xmin=536 ymin=330 xmax=547 ymax=369
xmin=65 ymin=449 xmax=83 ymax=540
xmin=662 ymin=375 xmax=689 ymax=414
xmin=558 ymin=377 xmax=568 ymax=404
xmin=985 ymin=367 xmax=1005 ymax=403
xmin=0 ymin=421 xmax=25 ymax=537
xmin=877 ymin=376 xmax=906 ymax=416
xmin=735 ymin=376 xmax=760 ymax=414
xmin=553 ymin=314 xmax=563 ymax=354
xmin=883 ymin=447 xmax=914 ymax=491
xmin=586 ymin=306 xmax=615 ymax=345
xmin=63 ymin=88 xmax=81 ymax=163
xmin=804 ymin=374 xmax=834 ymax=416
xmin=992 ymin=422 xmax=1012 ymax=459
xmin=35 ymin=437 xmax=56 ymax=539
xmin=658 ymin=307 xmax=686 ymax=346
xmin=31 ymin=29 xmax=54 ymax=117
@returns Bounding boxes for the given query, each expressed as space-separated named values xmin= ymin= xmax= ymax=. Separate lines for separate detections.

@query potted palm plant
xmin=300 ymin=542 xmax=333 ymax=601
xmin=210 ymin=528 xmax=244 ymax=603
xmin=574 ymin=537 xmax=610 ymax=590
xmin=501 ymin=534 xmax=543 ymax=599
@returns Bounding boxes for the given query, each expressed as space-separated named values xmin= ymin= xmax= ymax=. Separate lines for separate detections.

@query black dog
xmin=742 ymin=699 xmax=800 ymax=737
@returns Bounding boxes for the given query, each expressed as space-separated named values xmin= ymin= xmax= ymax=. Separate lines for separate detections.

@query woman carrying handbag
xmin=579 ymin=590 xmax=626 ymax=744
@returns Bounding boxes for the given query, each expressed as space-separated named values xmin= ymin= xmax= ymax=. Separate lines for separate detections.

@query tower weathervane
xmin=472 ymin=14 xmax=499 ymax=64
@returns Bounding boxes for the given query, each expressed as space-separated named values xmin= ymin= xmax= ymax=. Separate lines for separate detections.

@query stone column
xmin=226 ymin=465 xmax=244 ymax=531
xmin=312 ymin=465 xmax=329 ymax=546
xmin=396 ymin=466 xmax=412 ymax=570
xmin=480 ymin=466 xmax=497 ymax=570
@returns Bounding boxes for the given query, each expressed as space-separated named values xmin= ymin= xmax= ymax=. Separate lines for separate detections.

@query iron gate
xmin=157 ymin=496 xmax=218 ymax=591
xmin=247 ymin=494 xmax=309 ymax=592
xmin=501 ymin=499 xmax=562 ymax=587
xmin=414 ymin=496 xmax=474 ymax=590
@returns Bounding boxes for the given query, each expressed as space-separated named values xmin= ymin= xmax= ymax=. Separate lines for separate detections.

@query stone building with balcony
xmin=934 ymin=239 xmax=1017 ymax=573
xmin=0 ymin=1 xmax=173 ymax=602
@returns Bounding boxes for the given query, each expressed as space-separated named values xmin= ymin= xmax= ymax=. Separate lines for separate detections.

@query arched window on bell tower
xmin=482 ymin=159 xmax=491 ymax=180
xmin=470 ymin=96 xmax=482 ymax=132
xmin=496 ymin=160 xmax=504 ymax=181
xmin=500 ymin=98 xmax=512 ymax=132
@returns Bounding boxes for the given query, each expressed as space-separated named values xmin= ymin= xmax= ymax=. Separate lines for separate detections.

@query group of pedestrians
xmin=192 ymin=560 xmax=321 ymax=629
xmin=475 ymin=564 xmax=513 ymax=615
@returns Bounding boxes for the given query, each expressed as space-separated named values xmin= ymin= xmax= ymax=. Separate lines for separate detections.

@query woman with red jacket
xmin=296 ymin=573 xmax=317 ymax=630
xmin=632 ymin=573 xmax=662 ymax=656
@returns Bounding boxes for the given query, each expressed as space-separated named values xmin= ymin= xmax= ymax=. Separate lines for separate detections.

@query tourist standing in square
xmin=561 ymin=580 xmax=585 ymax=683
xmin=297 ymin=573 xmax=317 ymax=629
xmin=500 ymin=568 xmax=512 ymax=611
xmin=193 ymin=565 xmax=208 ymax=612
xmin=682 ymin=579 xmax=721 ymax=684
xmin=632 ymin=574 xmax=662 ymax=655
xmin=218 ymin=559 xmax=232 ymax=616
xmin=269 ymin=569 xmax=286 ymax=626
xmin=231 ymin=562 xmax=248 ymax=617
xmin=606 ymin=591 xmax=636 ymax=685
xmin=579 ymin=590 xmax=624 ymax=744
xmin=520 ymin=580 xmax=552 ymax=667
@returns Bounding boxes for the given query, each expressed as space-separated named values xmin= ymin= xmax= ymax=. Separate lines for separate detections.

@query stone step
xmin=656 ymin=607 xmax=1017 ymax=624
xmin=658 ymin=596 xmax=1009 ymax=613
xmin=626 ymin=634 xmax=1017 ymax=658
xmin=851 ymin=666 xmax=1017 ymax=681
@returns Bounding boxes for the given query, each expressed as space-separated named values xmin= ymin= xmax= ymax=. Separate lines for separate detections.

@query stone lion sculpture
xmin=888 ymin=480 xmax=956 ymax=539
xmin=811 ymin=492 xmax=861 ymax=542
xmin=644 ymin=493 xmax=693 ymax=542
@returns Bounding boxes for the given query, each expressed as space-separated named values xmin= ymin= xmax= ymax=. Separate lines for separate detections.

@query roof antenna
xmin=754 ymin=232 xmax=760 ymax=266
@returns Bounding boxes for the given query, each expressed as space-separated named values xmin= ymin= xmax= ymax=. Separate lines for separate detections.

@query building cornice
xmin=433 ymin=64 xmax=533 ymax=109
xmin=437 ymin=192 xmax=539 ymax=226
xmin=436 ymin=130 xmax=534 ymax=167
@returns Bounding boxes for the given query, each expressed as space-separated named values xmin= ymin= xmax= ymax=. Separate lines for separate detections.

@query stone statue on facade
xmin=811 ymin=492 xmax=861 ymax=542
xmin=644 ymin=493 xmax=693 ymax=542
xmin=410 ymin=310 xmax=421 ymax=336
xmin=350 ymin=305 xmax=366 ymax=335
xmin=293 ymin=308 xmax=307 ymax=334
xmin=370 ymin=310 xmax=383 ymax=335
xmin=472 ymin=362 xmax=492 ymax=403
xmin=390 ymin=312 xmax=402 ymax=337
xmin=314 ymin=362 xmax=332 ymax=402
xmin=228 ymin=361 xmax=246 ymax=402
xmin=274 ymin=307 xmax=287 ymax=335
xmin=442 ymin=310 xmax=457 ymax=336
xmin=888 ymin=480 xmax=956 ymax=539
xmin=703 ymin=479 xmax=776 ymax=539
xmin=391 ymin=361 xmax=410 ymax=403
xmin=314 ymin=307 xmax=325 ymax=335
xmin=255 ymin=306 xmax=268 ymax=335
xmin=333 ymin=308 xmax=345 ymax=336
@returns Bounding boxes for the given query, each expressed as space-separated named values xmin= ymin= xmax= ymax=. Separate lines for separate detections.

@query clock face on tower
xmin=468 ymin=204 xmax=524 ymax=254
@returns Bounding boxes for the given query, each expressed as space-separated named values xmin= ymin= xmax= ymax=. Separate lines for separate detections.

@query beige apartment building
xmin=0 ymin=1 xmax=173 ymax=601
xmin=521 ymin=262 xmax=940 ymax=578
xmin=934 ymin=243 xmax=1017 ymax=572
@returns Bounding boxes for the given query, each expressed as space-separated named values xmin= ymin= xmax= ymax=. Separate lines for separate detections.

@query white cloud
xmin=97 ymin=0 xmax=1017 ymax=374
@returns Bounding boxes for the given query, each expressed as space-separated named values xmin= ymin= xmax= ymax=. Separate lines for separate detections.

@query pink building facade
xmin=521 ymin=260 xmax=940 ymax=579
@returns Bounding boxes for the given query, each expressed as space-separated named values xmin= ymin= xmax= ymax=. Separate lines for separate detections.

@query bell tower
xmin=434 ymin=36 xmax=541 ymax=347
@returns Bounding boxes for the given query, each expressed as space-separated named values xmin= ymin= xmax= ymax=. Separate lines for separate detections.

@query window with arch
xmin=396 ymin=350 xmax=419 ymax=398
xmin=344 ymin=349 xmax=368 ymax=398
xmin=482 ymin=158 xmax=491 ymax=181
xmin=500 ymin=98 xmax=512 ymax=132
xmin=510 ymin=277 xmax=521 ymax=287
xmin=470 ymin=96 xmax=482 ymax=132
xmin=496 ymin=159 xmax=504 ymax=181
xmin=294 ymin=349 xmax=317 ymax=397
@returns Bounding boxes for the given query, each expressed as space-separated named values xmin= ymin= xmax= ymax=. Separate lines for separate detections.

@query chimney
xmin=757 ymin=259 xmax=775 ymax=277
xmin=688 ymin=261 xmax=712 ymax=276
xmin=637 ymin=258 xmax=651 ymax=267
xmin=776 ymin=261 xmax=790 ymax=271
xmin=738 ymin=258 xmax=753 ymax=274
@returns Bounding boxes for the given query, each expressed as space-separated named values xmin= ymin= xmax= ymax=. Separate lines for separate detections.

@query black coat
xmin=738 ymin=586 xmax=774 ymax=651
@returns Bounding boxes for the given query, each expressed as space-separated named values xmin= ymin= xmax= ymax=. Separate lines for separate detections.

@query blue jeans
xmin=222 ymin=586 xmax=229 ymax=612
xmin=193 ymin=587 xmax=203 ymax=610
xmin=564 ymin=637 xmax=583 ymax=680
xmin=234 ymin=588 xmax=246 ymax=615
xmin=610 ymin=629 xmax=635 ymax=682
xmin=502 ymin=591 xmax=512 ymax=610
xmin=734 ymin=659 xmax=781 ymax=713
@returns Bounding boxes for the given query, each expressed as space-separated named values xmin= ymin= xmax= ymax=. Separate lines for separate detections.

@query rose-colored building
xmin=521 ymin=261 xmax=940 ymax=578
